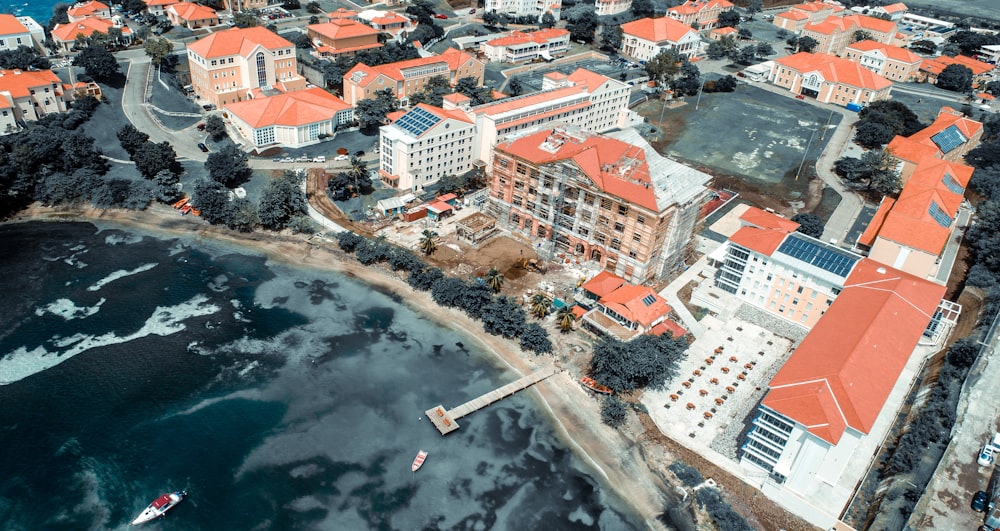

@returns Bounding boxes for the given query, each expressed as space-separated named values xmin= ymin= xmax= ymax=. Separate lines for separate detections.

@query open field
xmin=903 ymin=0 xmax=1000 ymax=23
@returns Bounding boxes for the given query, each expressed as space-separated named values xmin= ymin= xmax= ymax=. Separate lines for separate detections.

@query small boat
xmin=172 ymin=197 xmax=189 ymax=209
xmin=411 ymin=450 xmax=427 ymax=472
xmin=130 ymin=491 xmax=186 ymax=525
xmin=580 ymin=376 xmax=613 ymax=395
xmin=180 ymin=204 xmax=192 ymax=215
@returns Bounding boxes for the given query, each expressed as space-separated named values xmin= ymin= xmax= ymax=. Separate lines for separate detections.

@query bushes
xmin=695 ymin=488 xmax=754 ymax=531
xmin=600 ymin=395 xmax=628 ymax=427
xmin=668 ymin=461 xmax=703 ymax=487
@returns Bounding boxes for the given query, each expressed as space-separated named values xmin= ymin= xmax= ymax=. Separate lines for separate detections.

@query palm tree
xmin=556 ymin=305 xmax=576 ymax=333
xmin=419 ymin=229 xmax=438 ymax=256
xmin=531 ymin=293 xmax=551 ymax=319
xmin=485 ymin=267 xmax=504 ymax=293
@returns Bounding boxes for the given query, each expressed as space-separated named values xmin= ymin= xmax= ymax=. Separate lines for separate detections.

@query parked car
xmin=196 ymin=123 xmax=206 ymax=130
xmin=979 ymin=445 xmax=995 ymax=467
xmin=280 ymin=157 xmax=294 ymax=163
xmin=973 ymin=490 xmax=990 ymax=512
xmin=197 ymin=142 xmax=209 ymax=152
xmin=469 ymin=8 xmax=475 ymax=13
xmin=312 ymin=156 xmax=326 ymax=163
xmin=202 ymin=104 xmax=215 ymax=111
xmin=795 ymin=94 xmax=806 ymax=99
xmin=354 ymin=150 xmax=364 ymax=157
xmin=434 ymin=13 xmax=448 ymax=19
xmin=334 ymin=154 xmax=350 ymax=161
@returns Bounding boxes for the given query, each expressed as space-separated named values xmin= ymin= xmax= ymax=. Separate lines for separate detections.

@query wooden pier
xmin=425 ymin=368 xmax=557 ymax=435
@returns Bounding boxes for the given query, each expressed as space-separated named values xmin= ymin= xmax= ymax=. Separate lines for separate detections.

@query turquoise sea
xmin=1 ymin=0 xmax=59 ymax=28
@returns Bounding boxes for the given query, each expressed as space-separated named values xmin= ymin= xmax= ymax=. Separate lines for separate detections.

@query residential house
xmin=0 ymin=69 xmax=69 ymax=133
xmin=224 ymin=87 xmax=354 ymax=149
xmin=187 ymin=27 xmax=306 ymax=108
xmin=800 ymin=14 xmax=897 ymax=56
xmin=377 ymin=103 xmax=476 ymax=191
xmin=917 ymin=54 xmax=995 ymax=85
xmin=166 ymin=2 xmax=219 ymax=29
xmin=596 ymin=0 xmax=630 ymax=16
xmin=772 ymin=1 xmax=843 ymax=32
xmin=871 ymin=2 xmax=908 ymax=21
xmin=487 ymin=126 xmax=711 ymax=282
xmin=665 ymin=0 xmax=735 ymax=31
xmin=578 ymin=271 xmax=675 ymax=340
xmin=143 ymin=0 xmax=179 ymax=17
xmin=306 ymin=19 xmax=382 ymax=59
xmin=67 ymin=0 xmax=111 ymax=22
xmin=621 ymin=17 xmax=702 ymax=63
xmin=342 ymin=48 xmax=484 ymax=107
xmin=484 ymin=0 xmax=561 ymax=23
xmin=0 ymin=14 xmax=44 ymax=52
xmin=770 ymin=52 xmax=893 ymax=106
xmin=843 ymin=40 xmax=921 ymax=82
xmin=886 ymin=107 xmax=984 ymax=180
xmin=356 ymin=10 xmax=415 ymax=41
xmin=51 ymin=17 xmax=132 ymax=52
xmin=480 ymin=28 xmax=569 ymax=63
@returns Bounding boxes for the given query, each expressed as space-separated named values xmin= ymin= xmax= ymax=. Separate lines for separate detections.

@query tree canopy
xmin=589 ymin=334 xmax=688 ymax=392
xmin=356 ymin=88 xmax=398 ymax=131
xmin=935 ymin=64 xmax=974 ymax=93
xmin=791 ymin=213 xmax=824 ymax=238
xmin=73 ymin=45 xmax=120 ymax=82
xmin=0 ymin=46 xmax=50 ymax=70
xmin=645 ymin=48 xmax=682 ymax=87
xmin=567 ymin=11 xmax=598 ymax=43
xmin=258 ymin=170 xmax=306 ymax=230
xmin=205 ymin=145 xmax=252 ymax=188
xmin=143 ymin=38 xmax=174 ymax=67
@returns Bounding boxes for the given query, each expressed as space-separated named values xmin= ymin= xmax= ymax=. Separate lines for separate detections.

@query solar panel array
xmin=928 ymin=201 xmax=952 ymax=227
xmin=930 ymin=125 xmax=966 ymax=154
xmin=942 ymin=172 xmax=965 ymax=194
xmin=394 ymin=106 xmax=442 ymax=138
xmin=641 ymin=294 xmax=657 ymax=306
xmin=776 ymin=233 xmax=859 ymax=278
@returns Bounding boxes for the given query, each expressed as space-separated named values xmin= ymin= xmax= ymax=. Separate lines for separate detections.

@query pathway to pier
xmin=425 ymin=368 xmax=557 ymax=435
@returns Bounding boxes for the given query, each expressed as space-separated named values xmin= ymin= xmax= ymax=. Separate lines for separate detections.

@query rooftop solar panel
xmin=942 ymin=172 xmax=965 ymax=194
xmin=776 ymin=233 xmax=860 ymax=278
xmin=394 ymin=106 xmax=441 ymax=138
xmin=641 ymin=294 xmax=657 ymax=306
xmin=930 ymin=125 xmax=966 ymax=154
xmin=928 ymin=201 xmax=952 ymax=227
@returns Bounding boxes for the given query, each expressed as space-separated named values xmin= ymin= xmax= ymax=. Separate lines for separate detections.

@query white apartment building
xmin=596 ymin=0 xmax=631 ymax=16
xmin=620 ymin=17 xmax=702 ymax=63
xmin=484 ymin=0 xmax=560 ymax=23
xmin=379 ymin=104 xmax=476 ymax=192
xmin=480 ymin=28 xmax=569 ymax=63
xmin=0 ymin=15 xmax=44 ymax=52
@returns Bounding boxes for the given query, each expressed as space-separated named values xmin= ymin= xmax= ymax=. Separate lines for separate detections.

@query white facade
xmin=595 ymin=0 xmax=631 ymax=16
xmin=379 ymin=104 xmax=476 ymax=192
xmin=484 ymin=0 xmax=560 ymax=22
xmin=480 ymin=29 xmax=569 ymax=63
xmin=621 ymin=26 xmax=701 ymax=63
xmin=0 ymin=15 xmax=43 ymax=52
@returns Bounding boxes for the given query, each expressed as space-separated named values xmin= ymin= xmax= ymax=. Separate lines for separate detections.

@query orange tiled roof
xmin=0 ymin=69 xmax=61 ymax=98
xmin=188 ymin=26 xmax=293 ymax=58
xmin=315 ymin=42 xmax=383 ymax=55
xmin=920 ymin=54 xmax=994 ymax=76
xmin=792 ymin=1 xmax=835 ymax=13
xmin=728 ymin=208 xmax=800 ymax=255
xmin=346 ymin=48 xmax=476 ymax=87
xmin=144 ymin=0 xmax=178 ymax=6
xmin=168 ymin=2 xmax=217 ymax=21
xmin=667 ymin=0 xmax=734 ymax=15
xmin=857 ymin=196 xmax=894 ymax=247
xmin=885 ymin=134 xmax=939 ymax=164
xmin=224 ymin=87 xmax=350 ymax=128
xmin=0 ymin=14 xmax=28 ymax=35
xmin=650 ymin=320 xmax=687 ymax=338
xmin=740 ymin=206 xmax=800 ymax=232
xmin=67 ymin=0 xmax=109 ymax=18
xmin=52 ymin=18 xmax=131 ymax=42
xmin=847 ymin=40 xmax=920 ymax=63
xmin=776 ymin=11 xmax=809 ymax=21
xmin=881 ymin=2 xmax=908 ymax=14
xmin=843 ymin=13 xmax=897 ymax=34
xmin=308 ymin=19 xmax=380 ymax=40
xmin=485 ymin=28 xmax=568 ymax=47
xmin=764 ymin=258 xmax=944 ymax=444
xmin=326 ymin=8 xmax=357 ymax=19
xmin=600 ymin=284 xmax=672 ymax=327
xmin=369 ymin=12 xmax=410 ymax=26
xmin=442 ymin=92 xmax=470 ymax=105
xmin=776 ymin=52 xmax=893 ymax=91
xmin=621 ymin=17 xmax=698 ymax=44
xmin=581 ymin=270 xmax=626 ymax=299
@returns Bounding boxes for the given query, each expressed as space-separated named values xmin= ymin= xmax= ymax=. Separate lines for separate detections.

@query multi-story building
xmin=0 ymin=69 xmax=69 ymax=133
xmin=342 ymin=48 xmax=484 ymax=107
xmin=441 ymin=68 xmax=631 ymax=166
xmin=770 ymin=52 xmax=893 ymax=106
xmin=578 ymin=271 xmax=675 ymax=340
xmin=306 ymin=19 xmax=382 ymax=59
xmin=886 ymin=106 xmax=983 ymax=180
xmin=51 ymin=17 xmax=133 ymax=52
xmin=480 ymin=28 xmax=569 ymax=63
xmin=772 ymin=1 xmax=843 ymax=32
xmin=665 ymin=0 xmax=735 ymax=30
xmin=918 ymin=54 xmax=995 ymax=85
xmin=487 ymin=126 xmax=711 ymax=282
xmin=143 ymin=0 xmax=179 ymax=17
xmin=595 ymin=0 xmax=630 ymax=16
xmin=187 ymin=27 xmax=306 ymax=108
xmin=166 ymin=2 xmax=219 ymax=29
xmin=0 ymin=15 xmax=44 ymax=52
xmin=377 ymin=103 xmax=476 ymax=191
xmin=871 ymin=1 xmax=908 ymax=21
xmin=224 ymin=87 xmax=354 ymax=148
xmin=621 ymin=17 xmax=702 ymax=63
xmin=484 ymin=0 xmax=560 ymax=23
xmin=800 ymin=14 xmax=897 ymax=56
xmin=842 ymin=40 xmax=921 ymax=82
xmin=67 ymin=0 xmax=112 ymax=22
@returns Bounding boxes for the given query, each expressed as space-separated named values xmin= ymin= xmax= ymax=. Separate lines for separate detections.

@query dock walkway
xmin=425 ymin=367 xmax=557 ymax=435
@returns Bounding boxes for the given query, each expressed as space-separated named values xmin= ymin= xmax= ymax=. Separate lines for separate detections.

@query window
xmin=636 ymin=215 xmax=645 ymax=225
xmin=613 ymin=222 xmax=624 ymax=232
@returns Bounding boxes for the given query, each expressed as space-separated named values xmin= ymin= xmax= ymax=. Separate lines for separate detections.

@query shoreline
xmin=10 ymin=204 xmax=676 ymax=529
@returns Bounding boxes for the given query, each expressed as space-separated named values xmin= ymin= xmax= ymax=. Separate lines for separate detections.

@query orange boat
xmin=180 ymin=204 xmax=192 ymax=215
xmin=580 ymin=377 xmax=612 ymax=395
xmin=190 ymin=208 xmax=201 ymax=217
xmin=172 ymin=197 xmax=189 ymax=209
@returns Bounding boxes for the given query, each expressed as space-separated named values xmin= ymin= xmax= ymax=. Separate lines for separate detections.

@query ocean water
xmin=0 ymin=221 xmax=645 ymax=530
xmin=1 ymin=0 xmax=58 ymax=28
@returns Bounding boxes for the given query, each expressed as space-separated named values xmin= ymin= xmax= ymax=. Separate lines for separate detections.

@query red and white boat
xmin=130 ymin=491 xmax=186 ymax=525
xmin=411 ymin=450 xmax=428 ymax=472
xmin=580 ymin=376 xmax=613 ymax=395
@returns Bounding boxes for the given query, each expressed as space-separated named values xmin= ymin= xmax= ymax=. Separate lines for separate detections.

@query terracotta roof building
xmin=186 ymin=27 xmax=306 ymax=108
xmin=377 ymin=103 xmax=476 ymax=191
xmin=871 ymin=2 xmax=908 ymax=21
xmin=480 ymin=28 xmax=569 ymax=63
xmin=0 ymin=14 xmax=44 ymax=53
xmin=51 ymin=17 xmax=132 ymax=52
xmin=224 ymin=87 xmax=353 ymax=148
xmin=596 ymin=0 xmax=630 ymax=16
xmin=885 ymin=106 xmax=983 ymax=180
xmin=143 ymin=0 xmax=180 ymax=17
xmin=665 ymin=0 xmax=735 ymax=30
xmin=166 ymin=2 xmax=219 ymax=29
xmin=579 ymin=272 xmax=675 ymax=341
xmin=342 ymin=48 xmax=484 ymax=106
xmin=306 ymin=19 xmax=382 ymax=58
xmin=770 ymin=52 xmax=893 ymax=105
xmin=0 ymin=69 xmax=69 ymax=133
xmin=488 ymin=126 xmax=711 ymax=282
xmin=66 ymin=1 xmax=111 ymax=22
xmin=356 ymin=9 xmax=415 ymax=40
xmin=324 ymin=8 xmax=358 ymax=22
xmin=800 ymin=13 xmax=897 ymax=55
xmin=843 ymin=40 xmax=921 ymax=82
xmin=621 ymin=17 xmax=702 ymax=63
xmin=772 ymin=1 xmax=842 ymax=32
xmin=917 ymin=54 xmax=995 ymax=85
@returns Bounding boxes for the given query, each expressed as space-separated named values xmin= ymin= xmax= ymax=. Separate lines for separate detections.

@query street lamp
xmin=795 ymin=129 xmax=816 ymax=181
xmin=695 ymin=76 xmax=704 ymax=110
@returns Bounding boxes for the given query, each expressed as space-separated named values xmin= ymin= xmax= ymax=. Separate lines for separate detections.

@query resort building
xmin=224 ymin=87 xmax=354 ymax=149
xmin=186 ymin=27 xmax=306 ymax=109
xmin=143 ymin=0 xmax=179 ymax=17
xmin=578 ymin=271 xmax=676 ymax=341
xmin=51 ymin=17 xmax=133 ymax=52
xmin=166 ymin=2 xmax=219 ymax=29
xmin=486 ymin=126 xmax=712 ymax=282
xmin=377 ymin=103 xmax=476 ymax=191
xmin=342 ymin=48 xmax=484 ymax=107
xmin=842 ymin=40 xmax=921 ymax=82
xmin=479 ymin=28 xmax=569 ymax=63
xmin=772 ymin=1 xmax=843 ymax=33
xmin=799 ymin=14 xmax=897 ymax=56
xmin=770 ymin=52 xmax=893 ymax=106
xmin=0 ymin=15 xmax=44 ymax=53
xmin=306 ymin=19 xmax=382 ymax=59
xmin=886 ymin=107 xmax=983 ymax=180
xmin=917 ymin=54 xmax=995 ymax=85
xmin=0 ymin=69 xmax=69 ymax=133
xmin=665 ymin=0 xmax=736 ymax=31
xmin=484 ymin=0 xmax=560 ymax=23
xmin=621 ymin=17 xmax=702 ymax=63
xmin=595 ymin=0 xmax=630 ymax=16
xmin=67 ymin=1 xmax=112 ymax=22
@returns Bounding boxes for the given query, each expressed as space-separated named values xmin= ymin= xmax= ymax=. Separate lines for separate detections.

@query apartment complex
xmin=480 ymin=28 xmax=569 ymax=63
xmin=378 ymin=104 xmax=476 ymax=191
xmin=484 ymin=0 xmax=560 ymax=23
xmin=772 ymin=1 xmax=843 ymax=32
xmin=665 ymin=0 xmax=735 ymax=30
xmin=342 ymin=48 xmax=484 ymax=106
xmin=770 ymin=52 xmax=893 ymax=106
xmin=0 ymin=69 xmax=69 ymax=133
xmin=224 ymin=87 xmax=354 ymax=149
xmin=595 ymin=0 xmax=630 ymax=16
xmin=51 ymin=18 xmax=133 ymax=52
xmin=800 ymin=14 xmax=897 ymax=55
xmin=306 ymin=19 xmax=382 ymax=58
xmin=0 ymin=15 xmax=44 ymax=52
xmin=621 ymin=17 xmax=702 ymax=63
xmin=487 ymin=126 xmax=711 ymax=282
xmin=842 ymin=40 xmax=921 ymax=82
xmin=187 ymin=27 xmax=306 ymax=108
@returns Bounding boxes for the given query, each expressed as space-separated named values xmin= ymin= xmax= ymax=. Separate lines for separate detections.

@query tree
xmin=258 ymin=170 xmax=306 ymax=230
xmin=530 ymin=292 xmax=551 ymax=319
xmin=507 ymin=76 xmax=524 ymax=97
xmin=116 ymin=124 xmax=149 ymax=157
xmin=151 ymin=169 xmax=181 ymax=203
xmin=840 ymin=149 xmax=901 ymax=194
xmin=671 ymin=60 xmax=701 ymax=97
xmin=306 ymin=1 xmax=321 ymax=13
xmin=717 ymin=10 xmax=740 ymax=28
xmin=704 ymin=75 xmax=737 ymax=92
xmin=282 ymin=0 xmax=300 ymax=9
xmin=294 ymin=33 xmax=312 ymax=49
xmin=730 ymin=45 xmax=757 ymax=65
xmin=600 ymin=25 xmax=623 ymax=52
xmin=122 ymin=0 xmax=146 ymax=13
xmin=409 ymin=75 xmax=452 ymax=106
xmin=480 ymin=296 xmax=526 ymax=338
xmin=482 ymin=11 xmax=499 ymax=26
xmin=946 ymin=337 xmax=979 ymax=370
xmin=73 ymin=45 xmax=120 ymax=82
xmin=854 ymin=121 xmax=895 ymax=149
xmin=132 ymin=141 xmax=181 ymax=179
xmin=539 ymin=12 xmax=556 ymax=29
xmin=645 ymin=48 xmax=682 ymax=87
xmin=858 ymin=100 xmax=924 ymax=137
xmin=205 ymin=145 xmax=252 ymax=187
xmin=556 ymin=305 xmax=576 ymax=333
xmin=936 ymin=64 xmax=974 ymax=93
xmin=419 ymin=229 xmax=438 ymax=255
xmin=755 ymin=42 xmax=774 ymax=57
xmin=631 ymin=0 xmax=654 ymax=18
xmin=192 ymin=179 xmax=230 ymax=225
xmin=985 ymin=80 xmax=1000 ymax=97
xmin=0 ymin=46 xmax=51 ymax=70
xmin=796 ymin=35 xmax=819 ymax=53
xmin=520 ymin=322 xmax=552 ymax=354
xmin=791 ymin=213 xmax=824 ymax=238
xmin=309 ymin=15 xmax=320 ymax=24
xmin=485 ymin=267 xmax=504 ymax=293
xmin=600 ymin=396 xmax=628 ymax=427
xmin=910 ymin=39 xmax=937 ymax=54
xmin=567 ymin=11 xmax=598 ymax=43
xmin=706 ymin=35 xmax=737 ymax=59
xmin=234 ymin=9 xmax=260 ymax=28
xmin=143 ymin=37 xmax=174 ymax=67
xmin=853 ymin=30 xmax=873 ymax=44
xmin=356 ymin=88 xmax=398 ymax=131
xmin=737 ymin=28 xmax=752 ymax=41
xmin=226 ymin=197 xmax=259 ymax=232
xmin=589 ymin=334 xmax=688 ymax=392
xmin=205 ymin=114 xmax=227 ymax=141
xmin=947 ymin=29 xmax=1000 ymax=57
xmin=745 ymin=0 xmax=762 ymax=20
xmin=454 ymin=76 xmax=492 ymax=105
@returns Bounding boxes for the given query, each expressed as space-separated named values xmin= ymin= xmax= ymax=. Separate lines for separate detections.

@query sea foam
xmin=87 ymin=263 xmax=158 ymax=292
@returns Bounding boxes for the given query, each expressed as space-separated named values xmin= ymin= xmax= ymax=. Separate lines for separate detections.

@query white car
xmin=334 ymin=154 xmax=350 ymax=161
xmin=312 ymin=156 xmax=326 ymax=163
xmin=979 ymin=445 xmax=995 ymax=467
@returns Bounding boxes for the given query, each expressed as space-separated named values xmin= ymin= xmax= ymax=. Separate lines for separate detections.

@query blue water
xmin=0 ymin=221 xmax=645 ymax=530
xmin=0 ymin=0 xmax=57 ymax=27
